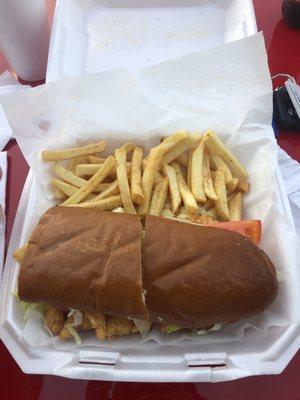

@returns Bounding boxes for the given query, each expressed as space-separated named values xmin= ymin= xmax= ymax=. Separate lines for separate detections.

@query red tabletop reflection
xmin=1 ymin=0 xmax=300 ymax=398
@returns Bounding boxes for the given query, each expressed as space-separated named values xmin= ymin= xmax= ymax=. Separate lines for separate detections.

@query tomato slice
xmin=209 ymin=220 xmax=262 ymax=245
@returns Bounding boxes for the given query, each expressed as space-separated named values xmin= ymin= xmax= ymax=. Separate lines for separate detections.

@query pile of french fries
xmin=41 ymin=130 xmax=250 ymax=223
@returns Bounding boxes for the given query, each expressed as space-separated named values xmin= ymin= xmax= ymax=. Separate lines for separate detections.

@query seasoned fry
xmin=75 ymin=163 xmax=130 ymax=178
xmin=214 ymin=170 xmax=230 ymax=220
xmin=177 ymin=151 xmax=189 ymax=168
xmin=13 ymin=244 xmax=28 ymax=262
xmin=42 ymin=141 xmax=107 ymax=161
xmin=62 ymin=156 xmax=116 ymax=205
xmin=54 ymin=189 xmax=66 ymax=200
xmin=149 ymin=177 xmax=169 ymax=216
xmin=88 ymin=180 xmax=119 ymax=202
xmin=227 ymin=177 xmax=239 ymax=194
xmin=161 ymin=208 xmax=174 ymax=218
xmin=67 ymin=156 xmax=89 ymax=173
xmin=130 ymin=146 xmax=144 ymax=205
xmin=236 ymin=180 xmax=250 ymax=193
xmin=190 ymin=139 xmax=207 ymax=203
xmin=163 ymin=164 xmax=181 ymax=213
xmin=54 ymin=163 xmax=88 ymax=188
xmin=162 ymin=133 xmax=201 ymax=165
xmin=88 ymin=155 xmax=106 ymax=164
xmin=52 ymin=179 xmax=78 ymax=197
xmin=138 ymin=147 xmax=164 ymax=216
xmin=121 ymin=142 xmax=136 ymax=157
xmin=203 ymin=151 xmax=218 ymax=201
xmin=157 ymin=131 xmax=189 ymax=154
xmin=154 ymin=171 xmax=164 ymax=185
xmin=210 ymin=153 xmax=233 ymax=184
xmin=163 ymin=201 xmax=172 ymax=210
xmin=204 ymin=131 xmax=247 ymax=180
xmin=229 ymin=192 xmax=243 ymax=221
xmin=172 ymin=162 xmax=198 ymax=215
xmin=187 ymin=148 xmax=192 ymax=187
xmin=115 ymin=148 xmax=136 ymax=214
xmin=71 ymin=195 xmax=123 ymax=210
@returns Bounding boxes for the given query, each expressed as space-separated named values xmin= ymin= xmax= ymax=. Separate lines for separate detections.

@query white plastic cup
xmin=0 ymin=0 xmax=50 ymax=81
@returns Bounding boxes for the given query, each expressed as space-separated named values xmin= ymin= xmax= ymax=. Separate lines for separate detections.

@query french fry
xmin=54 ymin=163 xmax=88 ymax=188
xmin=157 ymin=131 xmax=189 ymax=155
xmin=88 ymin=155 xmax=107 ymax=164
xmin=71 ymin=195 xmax=123 ymax=210
xmin=203 ymin=131 xmax=247 ymax=180
xmin=62 ymin=156 xmax=116 ymax=205
xmin=190 ymin=139 xmax=207 ymax=203
xmin=149 ymin=177 xmax=168 ymax=216
xmin=115 ymin=148 xmax=136 ymax=214
xmin=163 ymin=164 xmax=181 ymax=213
xmin=163 ymin=201 xmax=172 ymax=210
xmin=177 ymin=152 xmax=189 ymax=168
xmin=213 ymin=170 xmax=230 ymax=220
xmin=52 ymin=179 xmax=78 ymax=197
xmin=172 ymin=162 xmax=198 ymax=215
xmin=229 ymin=192 xmax=243 ymax=221
xmin=227 ymin=177 xmax=239 ymax=194
xmin=75 ymin=163 xmax=130 ymax=178
xmin=138 ymin=147 xmax=164 ymax=216
xmin=88 ymin=180 xmax=119 ymax=202
xmin=130 ymin=146 xmax=144 ymax=205
xmin=13 ymin=244 xmax=28 ymax=262
xmin=153 ymin=171 xmax=164 ymax=185
xmin=161 ymin=208 xmax=174 ymax=218
xmin=187 ymin=148 xmax=193 ymax=187
xmin=203 ymin=151 xmax=218 ymax=201
xmin=54 ymin=189 xmax=66 ymax=200
xmin=42 ymin=141 xmax=107 ymax=161
xmin=210 ymin=153 xmax=233 ymax=184
xmin=121 ymin=142 xmax=136 ymax=157
xmin=162 ymin=134 xmax=201 ymax=165
xmin=236 ymin=180 xmax=250 ymax=193
xmin=54 ymin=163 xmax=109 ymax=193
xmin=67 ymin=156 xmax=89 ymax=173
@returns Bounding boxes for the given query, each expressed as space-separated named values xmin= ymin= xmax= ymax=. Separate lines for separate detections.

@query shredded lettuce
xmin=21 ymin=302 xmax=36 ymax=321
xmin=66 ymin=325 xmax=82 ymax=345
xmin=67 ymin=308 xmax=83 ymax=327
xmin=276 ymin=270 xmax=284 ymax=282
xmin=197 ymin=324 xmax=222 ymax=335
xmin=164 ymin=325 xmax=181 ymax=334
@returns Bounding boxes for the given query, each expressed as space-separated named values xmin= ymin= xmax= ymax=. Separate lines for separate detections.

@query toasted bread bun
xmin=143 ymin=216 xmax=277 ymax=328
xmin=19 ymin=207 xmax=148 ymax=320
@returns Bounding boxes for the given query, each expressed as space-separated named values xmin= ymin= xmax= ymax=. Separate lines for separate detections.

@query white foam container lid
xmin=46 ymin=0 xmax=258 ymax=81
xmin=1 ymin=0 xmax=300 ymax=383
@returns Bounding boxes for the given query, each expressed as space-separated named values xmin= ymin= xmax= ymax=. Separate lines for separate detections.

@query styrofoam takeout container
xmin=46 ymin=0 xmax=258 ymax=81
xmin=1 ymin=0 xmax=300 ymax=384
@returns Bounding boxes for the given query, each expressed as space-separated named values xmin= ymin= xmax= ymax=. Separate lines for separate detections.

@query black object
xmin=273 ymin=86 xmax=300 ymax=131
xmin=282 ymin=0 xmax=300 ymax=29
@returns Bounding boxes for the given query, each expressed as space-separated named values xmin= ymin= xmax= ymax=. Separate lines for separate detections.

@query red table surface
xmin=1 ymin=0 xmax=300 ymax=398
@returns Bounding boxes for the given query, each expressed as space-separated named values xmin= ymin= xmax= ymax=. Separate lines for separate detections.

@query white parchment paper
xmin=1 ymin=33 xmax=299 ymax=348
